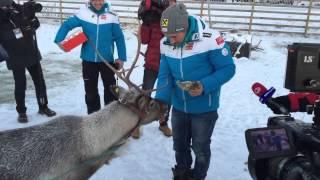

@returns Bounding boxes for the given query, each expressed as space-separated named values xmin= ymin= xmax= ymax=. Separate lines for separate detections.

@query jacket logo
xmin=161 ymin=19 xmax=168 ymax=27
xmin=192 ymin=33 xmax=200 ymax=41
xmin=101 ymin=15 xmax=107 ymax=20
xmin=203 ymin=32 xmax=212 ymax=38
xmin=216 ymin=36 xmax=224 ymax=45
xmin=222 ymin=48 xmax=228 ymax=56
xmin=185 ymin=42 xmax=194 ymax=50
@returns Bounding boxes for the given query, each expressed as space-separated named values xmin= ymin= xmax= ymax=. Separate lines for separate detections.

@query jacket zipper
xmin=95 ymin=15 xmax=100 ymax=62
xmin=209 ymin=93 xmax=212 ymax=107
xmin=180 ymin=48 xmax=187 ymax=112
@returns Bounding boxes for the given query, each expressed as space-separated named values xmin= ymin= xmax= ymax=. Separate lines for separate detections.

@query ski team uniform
xmin=54 ymin=3 xmax=126 ymax=113
xmin=155 ymin=16 xmax=235 ymax=114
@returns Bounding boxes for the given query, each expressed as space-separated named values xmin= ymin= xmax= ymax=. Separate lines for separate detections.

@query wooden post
xmin=59 ymin=0 xmax=63 ymax=24
xmin=248 ymin=0 xmax=256 ymax=34
xmin=304 ymin=0 xmax=313 ymax=36
xmin=208 ymin=0 xmax=212 ymax=28
xmin=200 ymin=0 xmax=205 ymax=18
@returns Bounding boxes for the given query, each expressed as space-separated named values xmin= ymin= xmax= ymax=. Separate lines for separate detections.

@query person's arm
xmin=155 ymin=54 xmax=174 ymax=105
xmin=54 ymin=16 xmax=82 ymax=44
xmin=140 ymin=23 xmax=151 ymax=45
xmin=200 ymin=41 xmax=236 ymax=95
xmin=112 ymin=16 xmax=126 ymax=62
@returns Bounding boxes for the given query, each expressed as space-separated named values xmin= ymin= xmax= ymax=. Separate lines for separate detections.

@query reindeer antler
xmin=87 ymin=20 xmax=147 ymax=94
xmin=88 ymin=20 xmax=167 ymax=97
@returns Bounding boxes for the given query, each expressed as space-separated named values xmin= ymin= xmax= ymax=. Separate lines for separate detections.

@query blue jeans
xmin=171 ymin=108 xmax=218 ymax=179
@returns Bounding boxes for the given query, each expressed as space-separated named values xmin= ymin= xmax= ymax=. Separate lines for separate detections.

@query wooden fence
xmin=17 ymin=0 xmax=320 ymax=35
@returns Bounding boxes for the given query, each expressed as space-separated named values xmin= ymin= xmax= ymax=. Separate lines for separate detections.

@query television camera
xmin=0 ymin=0 xmax=42 ymax=31
xmin=246 ymin=43 xmax=320 ymax=180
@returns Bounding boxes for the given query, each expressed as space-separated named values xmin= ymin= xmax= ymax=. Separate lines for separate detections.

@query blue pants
xmin=171 ymin=108 xmax=218 ymax=179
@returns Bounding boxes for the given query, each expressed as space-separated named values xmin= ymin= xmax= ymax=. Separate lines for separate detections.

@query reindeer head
xmin=110 ymin=85 xmax=166 ymax=125
xmin=90 ymin=21 xmax=168 ymax=125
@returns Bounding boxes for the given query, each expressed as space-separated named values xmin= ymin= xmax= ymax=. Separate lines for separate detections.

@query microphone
xmin=251 ymin=82 xmax=289 ymax=115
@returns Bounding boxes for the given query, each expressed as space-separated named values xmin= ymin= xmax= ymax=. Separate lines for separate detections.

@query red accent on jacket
xmin=140 ymin=21 xmax=164 ymax=72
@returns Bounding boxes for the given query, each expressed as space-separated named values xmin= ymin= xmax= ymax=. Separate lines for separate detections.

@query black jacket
xmin=0 ymin=3 xmax=41 ymax=70
xmin=0 ymin=43 xmax=8 ymax=62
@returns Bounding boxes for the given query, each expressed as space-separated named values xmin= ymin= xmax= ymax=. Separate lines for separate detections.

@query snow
xmin=0 ymin=23 xmax=320 ymax=180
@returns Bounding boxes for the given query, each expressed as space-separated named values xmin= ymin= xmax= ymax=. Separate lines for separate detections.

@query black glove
xmin=266 ymin=96 xmax=291 ymax=114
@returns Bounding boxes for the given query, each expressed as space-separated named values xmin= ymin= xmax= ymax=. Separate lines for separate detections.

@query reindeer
xmin=0 ymin=25 xmax=166 ymax=180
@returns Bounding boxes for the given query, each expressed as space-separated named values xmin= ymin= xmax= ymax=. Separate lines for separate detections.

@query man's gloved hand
xmin=114 ymin=59 xmax=124 ymax=70
xmin=288 ymin=92 xmax=319 ymax=112
xmin=266 ymin=93 xmax=319 ymax=114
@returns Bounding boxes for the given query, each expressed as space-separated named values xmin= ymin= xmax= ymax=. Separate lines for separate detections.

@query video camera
xmin=0 ymin=0 xmax=42 ymax=29
xmin=246 ymin=43 xmax=320 ymax=180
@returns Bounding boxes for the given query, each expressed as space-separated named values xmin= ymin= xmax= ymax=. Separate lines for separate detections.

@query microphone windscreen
xmin=252 ymin=82 xmax=267 ymax=97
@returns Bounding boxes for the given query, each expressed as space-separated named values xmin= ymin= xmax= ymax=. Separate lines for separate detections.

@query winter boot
xmin=172 ymin=166 xmax=193 ymax=180
xmin=131 ymin=127 xmax=140 ymax=139
xmin=159 ymin=124 xmax=172 ymax=137
xmin=17 ymin=113 xmax=28 ymax=123
xmin=38 ymin=107 xmax=56 ymax=117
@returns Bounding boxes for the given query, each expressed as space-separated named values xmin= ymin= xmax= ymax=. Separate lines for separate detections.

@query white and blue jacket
xmin=155 ymin=16 xmax=235 ymax=114
xmin=54 ymin=3 xmax=126 ymax=63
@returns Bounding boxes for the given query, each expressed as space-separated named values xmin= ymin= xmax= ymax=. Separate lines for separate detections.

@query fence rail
xmin=18 ymin=0 xmax=320 ymax=35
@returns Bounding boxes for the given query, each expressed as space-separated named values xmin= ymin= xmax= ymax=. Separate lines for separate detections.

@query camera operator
xmin=0 ymin=0 xmax=56 ymax=123
xmin=0 ymin=43 xmax=9 ymax=62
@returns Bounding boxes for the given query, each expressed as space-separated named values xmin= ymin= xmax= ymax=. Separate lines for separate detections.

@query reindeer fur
xmin=0 ymin=98 xmax=159 ymax=180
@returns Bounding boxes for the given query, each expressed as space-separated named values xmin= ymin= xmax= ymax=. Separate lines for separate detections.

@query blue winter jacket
xmin=155 ymin=16 xmax=235 ymax=114
xmin=54 ymin=3 xmax=126 ymax=63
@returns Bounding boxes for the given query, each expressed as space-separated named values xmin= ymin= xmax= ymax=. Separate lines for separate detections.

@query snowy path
xmin=0 ymin=24 xmax=319 ymax=180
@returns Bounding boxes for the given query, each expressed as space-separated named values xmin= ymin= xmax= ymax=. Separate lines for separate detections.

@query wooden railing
xmin=17 ymin=0 xmax=320 ymax=35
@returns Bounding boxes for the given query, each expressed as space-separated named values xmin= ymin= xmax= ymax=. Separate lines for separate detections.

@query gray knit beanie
xmin=160 ymin=3 xmax=189 ymax=34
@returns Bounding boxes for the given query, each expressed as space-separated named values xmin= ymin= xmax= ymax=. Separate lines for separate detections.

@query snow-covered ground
xmin=0 ymin=23 xmax=319 ymax=180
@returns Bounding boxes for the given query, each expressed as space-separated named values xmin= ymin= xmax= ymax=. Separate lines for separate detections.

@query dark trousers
xmin=12 ymin=62 xmax=48 ymax=113
xmin=82 ymin=61 xmax=117 ymax=114
xmin=142 ymin=68 xmax=170 ymax=125
xmin=171 ymin=108 xmax=218 ymax=179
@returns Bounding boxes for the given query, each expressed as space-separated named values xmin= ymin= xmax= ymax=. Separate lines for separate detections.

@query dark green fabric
xmin=178 ymin=16 xmax=198 ymax=47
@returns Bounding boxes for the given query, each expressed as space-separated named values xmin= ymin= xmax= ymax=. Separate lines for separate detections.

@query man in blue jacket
xmin=156 ymin=3 xmax=235 ymax=180
xmin=54 ymin=0 xmax=126 ymax=114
